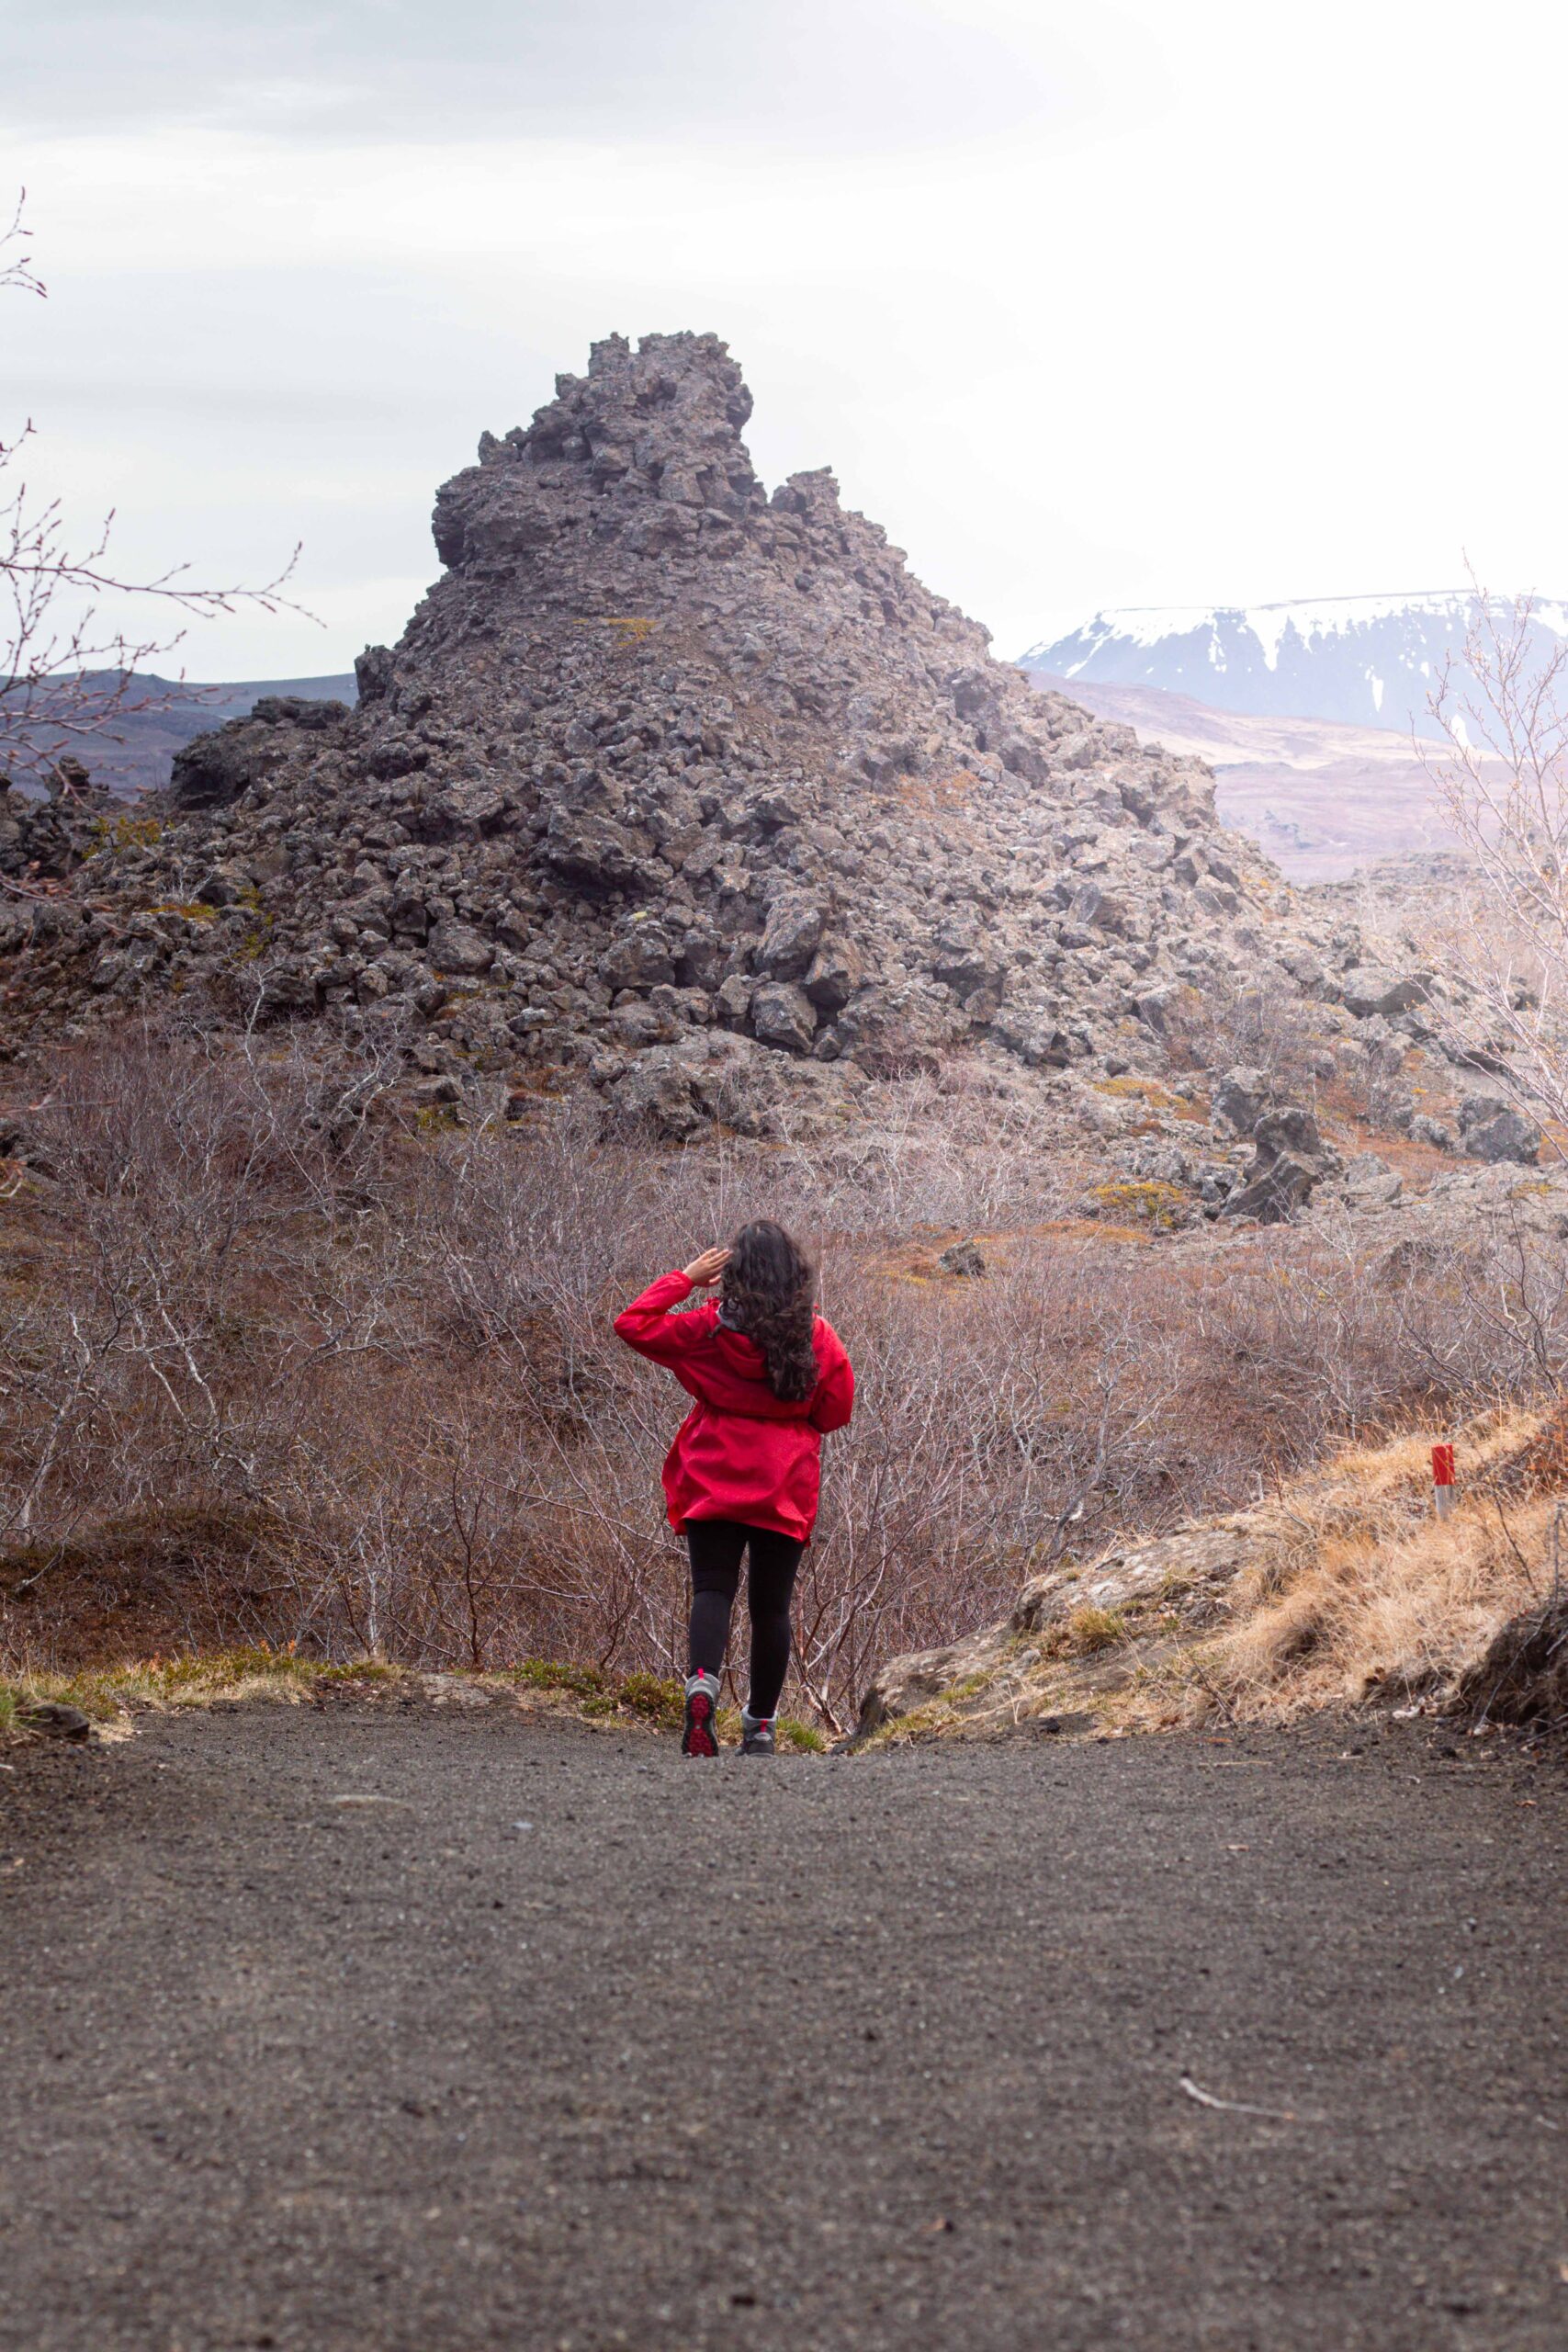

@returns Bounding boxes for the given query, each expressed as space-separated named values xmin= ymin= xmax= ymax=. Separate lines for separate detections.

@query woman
xmin=614 ymin=1220 xmax=853 ymax=1757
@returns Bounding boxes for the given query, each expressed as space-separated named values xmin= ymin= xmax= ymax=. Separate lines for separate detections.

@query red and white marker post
xmin=1432 ymin=1442 xmax=1456 ymax=1520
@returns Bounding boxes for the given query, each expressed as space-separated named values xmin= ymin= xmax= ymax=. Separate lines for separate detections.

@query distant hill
xmin=1021 ymin=590 xmax=1568 ymax=739
xmin=30 ymin=672 xmax=357 ymax=799
xmin=1026 ymin=671 xmax=1457 ymax=883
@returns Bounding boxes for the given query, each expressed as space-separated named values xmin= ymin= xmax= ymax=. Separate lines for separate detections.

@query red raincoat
xmin=613 ymin=1270 xmax=854 ymax=1544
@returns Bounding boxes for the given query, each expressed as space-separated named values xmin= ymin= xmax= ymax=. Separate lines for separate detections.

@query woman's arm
xmin=807 ymin=1321 xmax=855 ymax=1432
xmin=612 ymin=1251 xmax=728 ymax=1366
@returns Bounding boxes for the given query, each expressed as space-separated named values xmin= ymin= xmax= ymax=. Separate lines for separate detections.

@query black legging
xmin=686 ymin=1518 xmax=804 ymax=1720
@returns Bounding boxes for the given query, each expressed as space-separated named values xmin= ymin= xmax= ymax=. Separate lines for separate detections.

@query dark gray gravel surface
xmin=2 ymin=1700 xmax=1565 ymax=2350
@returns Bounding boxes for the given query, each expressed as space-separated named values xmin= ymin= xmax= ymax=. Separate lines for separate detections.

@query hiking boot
xmin=739 ymin=1710 xmax=776 ymax=1758
xmin=682 ymin=1671 xmax=721 ymax=1758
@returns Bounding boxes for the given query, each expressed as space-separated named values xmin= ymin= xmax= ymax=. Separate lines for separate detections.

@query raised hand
xmin=682 ymin=1246 xmax=732 ymax=1287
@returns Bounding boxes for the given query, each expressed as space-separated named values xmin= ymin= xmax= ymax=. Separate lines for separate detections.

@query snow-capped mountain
xmin=1020 ymin=591 xmax=1568 ymax=740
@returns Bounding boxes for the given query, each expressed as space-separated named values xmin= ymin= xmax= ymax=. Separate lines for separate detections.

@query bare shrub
xmin=1425 ymin=585 xmax=1568 ymax=1147
xmin=5 ymin=1031 xmax=1564 ymax=1722
xmin=1162 ymin=974 xmax=1325 ymax=1093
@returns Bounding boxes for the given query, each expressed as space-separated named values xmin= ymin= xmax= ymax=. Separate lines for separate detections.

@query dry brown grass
xmin=1205 ymin=1408 xmax=1563 ymax=1718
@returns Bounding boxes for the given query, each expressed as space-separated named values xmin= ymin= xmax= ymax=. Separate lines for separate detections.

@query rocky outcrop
xmin=852 ymin=1401 xmax=1568 ymax=1747
xmin=1457 ymin=1092 xmax=1541 ymax=1167
xmin=168 ymin=695 xmax=351 ymax=813
xmin=849 ymin=1519 xmax=1257 ymax=1746
xmin=1221 ymin=1104 xmax=1339 ymax=1223
xmin=0 ymin=767 xmax=118 ymax=887
xmin=0 ymin=330 xmax=1519 ymax=1181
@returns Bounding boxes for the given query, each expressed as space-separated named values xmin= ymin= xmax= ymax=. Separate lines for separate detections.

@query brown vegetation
xmin=5 ymin=1032 xmax=1567 ymax=1730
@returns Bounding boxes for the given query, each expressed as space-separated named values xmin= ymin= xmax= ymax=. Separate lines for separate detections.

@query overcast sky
xmin=6 ymin=0 xmax=1565 ymax=678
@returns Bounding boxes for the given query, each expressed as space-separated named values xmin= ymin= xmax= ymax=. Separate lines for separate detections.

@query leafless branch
xmin=0 ymin=187 xmax=319 ymax=790
xmin=1421 ymin=573 xmax=1568 ymax=1148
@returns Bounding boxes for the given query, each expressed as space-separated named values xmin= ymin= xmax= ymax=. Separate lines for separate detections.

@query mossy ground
xmin=1088 ymin=1179 xmax=1194 ymax=1231
xmin=0 ymin=1647 xmax=826 ymax=1753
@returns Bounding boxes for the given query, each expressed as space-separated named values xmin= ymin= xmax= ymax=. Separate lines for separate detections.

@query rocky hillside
xmin=1024 ymin=673 xmax=1460 ymax=883
xmin=0 ymin=334 xmax=1524 ymax=1204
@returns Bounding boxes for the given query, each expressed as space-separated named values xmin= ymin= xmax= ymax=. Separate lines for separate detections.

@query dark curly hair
xmin=720 ymin=1219 xmax=819 ymax=1403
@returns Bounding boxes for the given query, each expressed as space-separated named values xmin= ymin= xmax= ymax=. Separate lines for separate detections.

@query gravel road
xmin=2 ymin=1697 xmax=1564 ymax=2350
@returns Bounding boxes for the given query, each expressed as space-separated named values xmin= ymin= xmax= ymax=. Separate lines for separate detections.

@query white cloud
xmin=4 ymin=0 xmax=1565 ymax=678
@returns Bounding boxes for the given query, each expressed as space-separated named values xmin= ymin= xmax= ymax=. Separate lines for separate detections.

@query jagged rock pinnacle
xmin=442 ymin=331 xmax=761 ymax=574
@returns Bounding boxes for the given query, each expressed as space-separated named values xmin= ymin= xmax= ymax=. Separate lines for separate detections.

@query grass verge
xmin=0 ymin=1647 xmax=828 ymax=1753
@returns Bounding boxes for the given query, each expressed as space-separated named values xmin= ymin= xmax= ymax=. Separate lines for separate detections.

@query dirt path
xmin=3 ymin=1700 xmax=1564 ymax=2350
